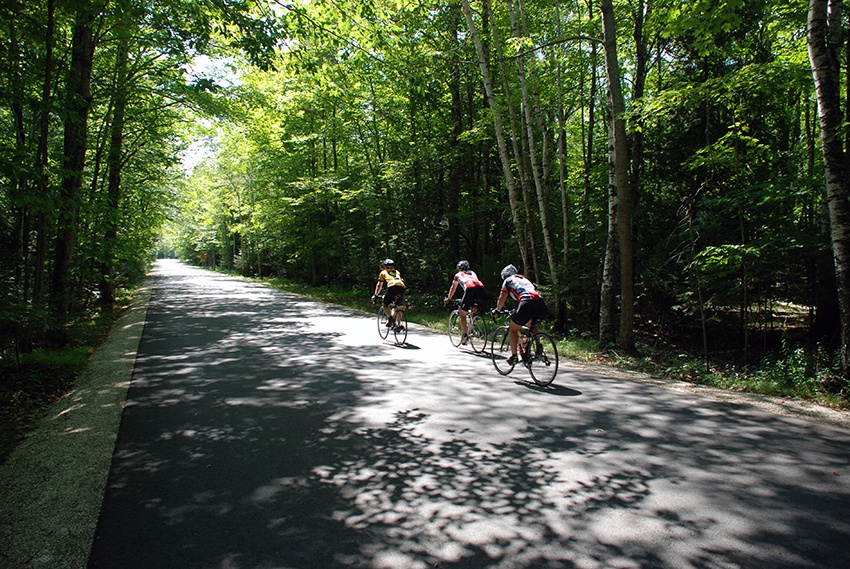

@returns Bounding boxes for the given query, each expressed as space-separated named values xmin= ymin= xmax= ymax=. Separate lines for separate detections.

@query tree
xmin=51 ymin=0 xmax=106 ymax=320
xmin=462 ymin=0 xmax=530 ymax=272
xmin=808 ymin=0 xmax=850 ymax=381
xmin=599 ymin=0 xmax=635 ymax=351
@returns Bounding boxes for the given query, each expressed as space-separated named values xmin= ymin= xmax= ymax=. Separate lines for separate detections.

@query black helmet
xmin=457 ymin=260 xmax=470 ymax=271
xmin=383 ymin=258 xmax=395 ymax=267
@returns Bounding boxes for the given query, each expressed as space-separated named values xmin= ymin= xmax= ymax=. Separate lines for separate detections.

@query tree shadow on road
xmin=88 ymin=265 xmax=850 ymax=569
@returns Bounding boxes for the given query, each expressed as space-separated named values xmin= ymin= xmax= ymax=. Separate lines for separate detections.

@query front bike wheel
xmin=468 ymin=315 xmax=488 ymax=354
xmin=528 ymin=332 xmax=559 ymax=386
xmin=448 ymin=310 xmax=462 ymax=347
xmin=394 ymin=310 xmax=408 ymax=344
xmin=378 ymin=306 xmax=391 ymax=339
xmin=491 ymin=326 xmax=514 ymax=375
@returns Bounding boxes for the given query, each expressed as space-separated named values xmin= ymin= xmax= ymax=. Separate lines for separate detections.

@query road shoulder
xmin=0 ymin=278 xmax=152 ymax=569
xmin=567 ymin=359 xmax=850 ymax=431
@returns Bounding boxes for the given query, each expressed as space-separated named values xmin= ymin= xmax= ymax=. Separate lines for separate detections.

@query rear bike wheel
xmin=491 ymin=326 xmax=514 ymax=375
xmin=394 ymin=309 xmax=408 ymax=344
xmin=448 ymin=310 xmax=462 ymax=347
xmin=468 ymin=314 xmax=488 ymax=354
xmin=377 ymin=306 xmax=391 ymax=339
xmin=528 ymin=332 xmax=559 ymax=386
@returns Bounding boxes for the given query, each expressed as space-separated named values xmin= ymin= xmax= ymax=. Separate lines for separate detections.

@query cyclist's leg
xmin=458 ymin=290 xmax=473 ymax=335
xmin=508 ymin=320 xmax=522 ymax=358
xmin=509 ymin=303 xmax=532 ymax=359
xmin=386 ymin=287 xmax=404 ymax=326
xmin=394 ymin=296 xmax=404 ymax=327
xmin=381 ymin=293 xmax=394 ymax=318
xmin=394 ymin=309 xmax=408 ymax=343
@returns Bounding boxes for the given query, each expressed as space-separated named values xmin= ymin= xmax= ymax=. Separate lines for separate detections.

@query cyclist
xmin=493 ymin=264 xmax=549 ymax=365
xmin=444 ymin=260 xmax=485 ymax=345
xmin=372 ymin=259 xmax=406 ymax=331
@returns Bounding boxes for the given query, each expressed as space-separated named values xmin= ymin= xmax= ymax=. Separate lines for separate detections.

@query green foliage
xmin=3 ymin=0 xmax=844 ymax=419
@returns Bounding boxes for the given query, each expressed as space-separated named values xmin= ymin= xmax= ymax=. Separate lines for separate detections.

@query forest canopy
xmin=2 ymin=0 xmax=849 ymax=386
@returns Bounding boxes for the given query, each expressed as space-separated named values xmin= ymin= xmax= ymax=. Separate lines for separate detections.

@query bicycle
xmin=446 ymin=298 xmax=488 ymax=354
xmin=376 ymin=294 xmax=407 ymax=344
xmin=489 ymin=309 xmax=559 ymax=386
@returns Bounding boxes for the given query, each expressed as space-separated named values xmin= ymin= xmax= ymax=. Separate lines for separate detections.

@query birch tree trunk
xmin=461 ymin=0 xmax=529 ymax=270
xmin=601 ymin=0 xmax=635 ymax=351
xmin=509 ymin=0 xmax=560 ymax=291
xmin=808 ymin=0 xmax=850 ymax=380
xmin=486 ymin=0 xmax=532 ymax=271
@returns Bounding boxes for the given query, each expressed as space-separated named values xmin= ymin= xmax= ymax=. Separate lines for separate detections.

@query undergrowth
xmin=0 ymin=289 xmax=135 ymax=463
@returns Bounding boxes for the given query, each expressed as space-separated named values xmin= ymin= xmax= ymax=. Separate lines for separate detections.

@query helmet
xmin=383 ymin=258 xmax=395 ymax=267
xmin=500 ymin=264 xmax=517 ymax=280
xmin=456 ymin=260 xmax=470 ymax=271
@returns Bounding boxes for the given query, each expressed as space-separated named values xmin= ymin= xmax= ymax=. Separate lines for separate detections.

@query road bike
xmin=489 ymin=309 xmax=559 ymax=386
xmin=376 ymin=294 xmax=407 ymax=344
xmin=446 ymin=298 xmax=488 ymax=354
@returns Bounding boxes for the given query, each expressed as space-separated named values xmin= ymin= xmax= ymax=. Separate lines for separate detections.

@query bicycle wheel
xmin=528 ymin=332 xmax=559 ymax=386
xmin=394 ymin=310 xmax=408 ymax=344
xmin=468 ymin=314 xmax=488 ymax=354
xmin=377 ymin=306 xmax=391 ymax=339
xmin=448 ymin=310 xmax=462 ymax=347
xmin=491 ymin=326 xmax=514 ymax=375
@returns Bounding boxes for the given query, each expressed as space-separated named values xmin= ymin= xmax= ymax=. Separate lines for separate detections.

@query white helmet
xmin=500 ymin=264 xmax=517 ymax=280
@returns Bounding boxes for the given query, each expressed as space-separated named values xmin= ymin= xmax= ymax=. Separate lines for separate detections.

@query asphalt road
xmin=86 ymin=259 xmax=850 ymax=569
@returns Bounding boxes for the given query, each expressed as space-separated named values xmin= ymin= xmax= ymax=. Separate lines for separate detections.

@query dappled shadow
xmin=88 ymin=260 xmax=850 ymax=569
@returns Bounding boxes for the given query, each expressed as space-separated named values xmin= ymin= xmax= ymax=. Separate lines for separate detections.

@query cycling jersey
xmin=378 ymin=269 xmax=405 ymax=288
xmin=453 ymin=270 xmax=484 ymax=290
xmin=501 ymin=275 xmax=541 ymax=302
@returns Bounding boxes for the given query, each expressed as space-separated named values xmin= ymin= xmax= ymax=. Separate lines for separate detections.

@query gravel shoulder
xmin=1 ymin=275 xmax=848 ymax=568
xmin=567 ymin=359 xmax=850 ymax=430
xmin=0 ymin=279 xmax=151 ymax=569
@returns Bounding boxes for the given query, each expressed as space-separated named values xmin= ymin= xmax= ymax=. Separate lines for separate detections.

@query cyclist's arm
xmin=495 ymin=289 xmax=509 ymax=311
xmin=374 ymin=280 xmax=384 ymax=298
xmin=447 ymin=281 xmax=458 ymax=299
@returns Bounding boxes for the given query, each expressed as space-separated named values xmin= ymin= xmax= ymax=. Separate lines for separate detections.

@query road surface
xmin=87 ymin=259 xmax=850 ymax=568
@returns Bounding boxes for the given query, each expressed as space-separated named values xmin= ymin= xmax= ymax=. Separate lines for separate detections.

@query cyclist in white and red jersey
xmin=494 ymin=264 xmax=549 ymax=365
xmin=444 ymin=260 xmax=485 ymax=345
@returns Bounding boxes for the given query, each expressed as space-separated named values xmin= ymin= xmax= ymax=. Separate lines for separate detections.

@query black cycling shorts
xmin=460 ymin=287 xmax=484 ymax=312
xmin=512 ymin=298 xmax=549 ymax=326
xmin=383 ymin=286 xmax=405 ymax=306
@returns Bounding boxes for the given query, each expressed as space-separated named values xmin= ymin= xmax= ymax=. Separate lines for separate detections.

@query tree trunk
xmin=601 ymin=0 xmax=635 ymax=351
xmin=555 ymin=0 xmax=570 ymax=329
xmin=447 ymin=3 xmax=463 ymax=262
xmin=101 ymin=30 xmax=130 ymax=305
xmin=808 ymin=0 xmax=850 ymax=380
xmin=486 ymin=0 xmax=531 ymax=270
xmin=461 ymin=0 xmax=529 ymax=270
xmin=599 ymin=96 xmax=619 ymax=345
xmin=51 ymin=1 xmax=102 ymax=320
xmin=509 ymin=0 xmax=560 ymax=292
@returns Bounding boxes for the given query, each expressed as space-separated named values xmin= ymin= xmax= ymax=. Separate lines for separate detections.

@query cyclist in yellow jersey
xmin=371 ymin=259 xmax=406 ymax=330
